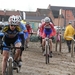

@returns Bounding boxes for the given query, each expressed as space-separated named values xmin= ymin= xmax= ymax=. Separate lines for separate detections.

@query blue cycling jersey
xmin=20 ymin=22 xmax=27 ymax=31
xmin=19 ymin=22 xmax=28 ymax=39
xmin=2 ymin=26 xmax=21 ymax=38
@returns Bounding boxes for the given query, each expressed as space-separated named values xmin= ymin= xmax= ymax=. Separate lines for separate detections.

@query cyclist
xmin=37 ymin=19 xmax=45 ymax=47
xmin=26 ymin=22 xmax=33 ymax=48
xmin=1 ymin=15 xmax=22 ymax=75
xmin=40 ymin=17 xmax=56 ymax=57
xmin=16 ymin=15 xmax=28 ymax=66
xmin=64 ymin=21 xmax=75 ymax=53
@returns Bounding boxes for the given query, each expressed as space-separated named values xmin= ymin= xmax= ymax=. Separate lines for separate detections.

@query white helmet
xmin=41 ymin=19 xmax=44 ymax=23
xmin=44 ymin=17 xmax=50 ymax=22
xmin=16 ymin=15 xmax=22 ymax=22
xmin=8 ymin=15 xmax=19 ymax=25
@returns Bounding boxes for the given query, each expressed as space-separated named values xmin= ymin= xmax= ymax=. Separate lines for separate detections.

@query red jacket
xmin=26 ymin=25 xmax=32 ymax=34
xmin=40 ymin=23 xmax=56 ymax=38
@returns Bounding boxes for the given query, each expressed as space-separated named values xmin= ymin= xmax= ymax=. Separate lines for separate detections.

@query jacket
xmin=40 ymin=23 xmax=56 ymax=38
xmin=64 ymin=24 xmax=75 ymax=40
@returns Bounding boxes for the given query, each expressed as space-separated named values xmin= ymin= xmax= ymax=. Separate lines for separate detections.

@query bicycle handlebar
xmin=0 ymin=45 xmax=24 ymax=50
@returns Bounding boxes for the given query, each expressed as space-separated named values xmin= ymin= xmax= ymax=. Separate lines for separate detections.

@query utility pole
xmin=55 ymin=9 xmax=62 ymax=52
xmin=64 ymin=10 xmax=66 ymax=28
xmin=59 ymin=9 xmax=62 ymax=52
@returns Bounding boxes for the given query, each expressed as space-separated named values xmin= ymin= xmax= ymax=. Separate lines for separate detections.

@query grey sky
xmin=0 ymin=0 xmax=75 ymax=11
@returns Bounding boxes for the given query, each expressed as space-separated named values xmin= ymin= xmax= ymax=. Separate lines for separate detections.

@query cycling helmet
xmin=8 ymin=15 xmax=19 ymax=25
xmin=16 ymin=15 xmax=22 ymax=22
xmin=41 ymin=19 xmax=44 ymax=23
xmin=44 ymin=17 xmax=50 ymax=22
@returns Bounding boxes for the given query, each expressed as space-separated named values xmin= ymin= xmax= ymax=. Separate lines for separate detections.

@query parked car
xmin=54 ymin=26 xmax=65 ymax=31
xmin=54 ymin=26 xmax=61 ymax=31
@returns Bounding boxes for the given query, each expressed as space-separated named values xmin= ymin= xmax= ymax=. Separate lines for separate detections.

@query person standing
xmin=64 ymin=21 xmax=75 ymax=53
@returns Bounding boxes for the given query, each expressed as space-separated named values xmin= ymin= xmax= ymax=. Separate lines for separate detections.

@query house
xmin=0 ymin=9 xmax=20 ymax=21
xmin=48 ymin=4 xmax=75 ymax=26
xmin=0 ymin=4 xmax=75 ymax=31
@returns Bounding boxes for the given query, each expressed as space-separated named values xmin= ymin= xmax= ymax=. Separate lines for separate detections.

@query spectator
xmin=64 ymin=21 xmax=75 ymax=53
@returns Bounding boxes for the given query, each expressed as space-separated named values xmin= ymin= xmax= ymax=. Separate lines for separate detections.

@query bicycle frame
xmin=6 ymin=47 xmax=14 ymax=75
xmin=45 ymin=35 xmax=50 ymax=64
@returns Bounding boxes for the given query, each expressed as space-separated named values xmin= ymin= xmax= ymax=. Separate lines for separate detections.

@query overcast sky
xmin=0 ymin=0 xmax=75 ymax=11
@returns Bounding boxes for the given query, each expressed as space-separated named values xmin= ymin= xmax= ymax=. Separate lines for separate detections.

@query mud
xmin=0 ymin=42 xmax=75 ymax=75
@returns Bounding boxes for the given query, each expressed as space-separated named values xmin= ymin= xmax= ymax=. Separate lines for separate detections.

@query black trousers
xmin=66 ymin=40 xmax=72 ymax=52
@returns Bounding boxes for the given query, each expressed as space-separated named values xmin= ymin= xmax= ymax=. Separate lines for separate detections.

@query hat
xmin=69 ymin=21 xmax=72 ymax=24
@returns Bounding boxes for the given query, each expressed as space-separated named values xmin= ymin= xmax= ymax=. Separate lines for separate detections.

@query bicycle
xmin=0 ymin=44 xmax=24 ymax=75
xmin=44 ymin=35 xmax=50 ymax=64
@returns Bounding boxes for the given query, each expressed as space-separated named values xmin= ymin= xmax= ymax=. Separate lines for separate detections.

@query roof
xmin=26 ymin=16 xmax=45 ymax=21
xmin=22 ymin=10 xmax=47 ymax=22
xmin=0 ymin=10 xmax=20 ymax=16
xmin=52 ymin=10 xmax=64 ymax=18
xmin=36 ymin=8 xmax=50 ymax=16
xmin=50 ymin=6 xmax=75 ymax=10
xmin=50 ymin=6 xmax=75 ymax=17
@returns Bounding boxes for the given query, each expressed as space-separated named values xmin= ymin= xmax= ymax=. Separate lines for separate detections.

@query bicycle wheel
xmin=7 ymin=59 xmax=13 ymax=75
xmin=45 ymin=45 xmax=49 ymax=64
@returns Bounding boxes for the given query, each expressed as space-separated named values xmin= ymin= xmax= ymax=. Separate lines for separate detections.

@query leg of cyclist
xmin=42 ymin=39 xmax=45 ymax=54
xmin=2 ymin=50 xmax=9 ymax=75
xmin=13 ymin=42 xmax=21 ymax=68
xmin=18 ymin=33 xmax=24 ymax=62
xmin=26 ymin=34 xmax=30 ymax=48
xmin=40 ymin=36 xmax=42 ymax=47
xmin=49 ymin=39 xmax=53 ymax=57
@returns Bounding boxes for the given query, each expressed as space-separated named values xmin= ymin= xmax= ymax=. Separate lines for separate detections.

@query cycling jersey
xmin=26 ymin=25 xmax=32 ymax=34
xmin=19 ymin=22 xmax=27 ymax=32
xmin=19 ymin=22 xmax=28 ymax=40
xmin=2 ymin=25 xmax=21 ymax=38
xmin=2 ymin=25 xmax=22 ymax=51
xmin=40 ymin=23 xmax=56 ymax=38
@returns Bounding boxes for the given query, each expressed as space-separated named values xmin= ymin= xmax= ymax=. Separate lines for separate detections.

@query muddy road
xmin=0 ymin=42 xmax=75 ymax=75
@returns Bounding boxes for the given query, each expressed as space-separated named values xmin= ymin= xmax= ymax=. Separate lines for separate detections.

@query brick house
xmin=0 ymin=10 xmax=20 ymax=21
xmin=48 ymin=4 xmax=75 ymax=27
xmin=0 ymin=4 xmax=75 ymax=30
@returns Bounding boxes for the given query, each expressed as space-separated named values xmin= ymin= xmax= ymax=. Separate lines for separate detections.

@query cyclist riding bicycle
xmin=40 ymin=17 xmax=56 ymax=57
xmin=1 ymin=15 xmax=22 ymax=75
xmin=37 ymin=19 xmax=45 ymax=47
xmin=26 ymin=22 xmax=33 ymax=48
xmin=16 ymin=15 xmax=28 ymax=66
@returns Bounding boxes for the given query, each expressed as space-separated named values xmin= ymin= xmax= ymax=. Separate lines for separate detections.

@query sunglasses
xmin=10 ymin=25 xmax=16 ymax=27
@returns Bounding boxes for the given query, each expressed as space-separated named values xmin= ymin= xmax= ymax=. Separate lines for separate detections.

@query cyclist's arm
xmin=20 ymin=23 xmax=27 ymax=32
